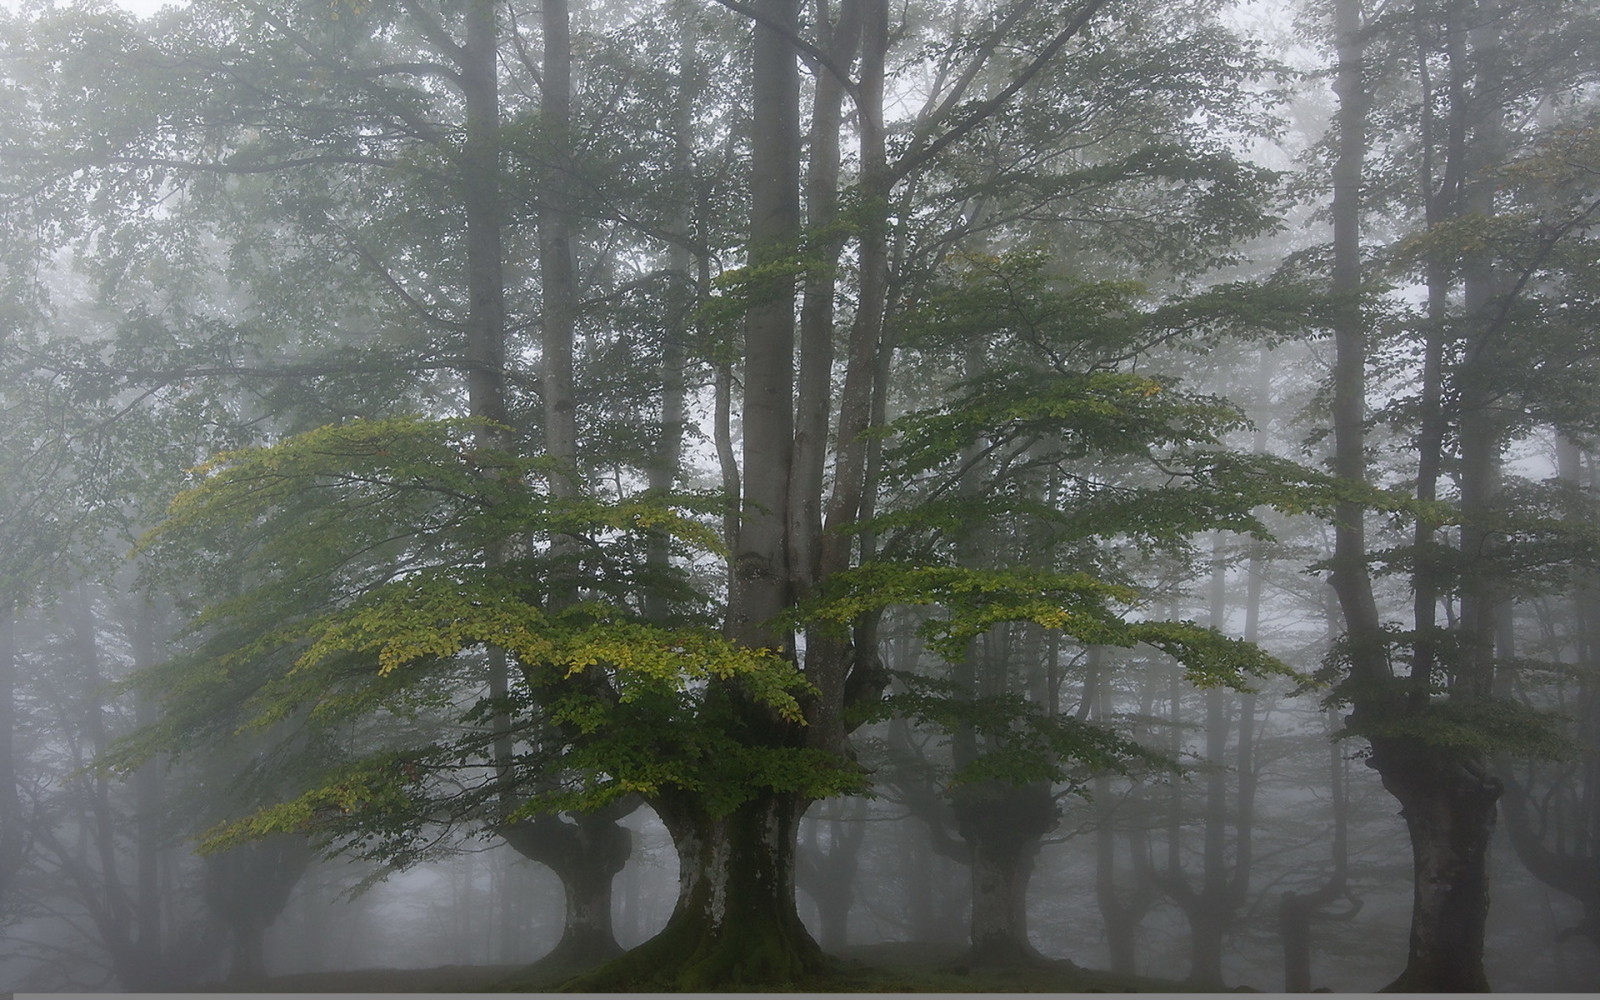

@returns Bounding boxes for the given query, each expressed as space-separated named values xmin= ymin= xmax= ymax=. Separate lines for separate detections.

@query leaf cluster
xmin=862 ymin=672 xmax=1170 ymax=793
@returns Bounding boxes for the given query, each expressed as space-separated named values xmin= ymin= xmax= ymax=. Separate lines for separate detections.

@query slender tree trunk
xmin=645 ymin=10 xmax=699 ymax=622
xmin=0 ymin=593 xmax=22 ymax=901
xmin=127 ymin=601 xmax=165 ymax=974
xmin=539 ymin=0 xmax=579 ymax=500
xmin=790 ymin=0 xmax=862 ymax=604
xmin=460 ymin=0 xmax=509 ymax=434
xmin=1090 ymin=648 xmax=1154 ymax=976
xmin=727 ymin=0 xmax=800 ymax=648
xmin=1326 ymin=0 xmax=1383 ymax=677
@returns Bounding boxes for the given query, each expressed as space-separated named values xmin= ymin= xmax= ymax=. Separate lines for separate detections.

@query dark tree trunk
xmin=500 ymin=809 xmax=632 ymax=970
xmin=1370 ymin=738 xmax=1499 ymax=992
xmin=1278 ymin=892 xmax=1317 ymax=993
xmin=953 ymin=782 xmax=1056 ymax=966
xmin=203 ymin=834 xmax=313 ymax=983
xmin=571 ymin=791 xmax=823 ymax=989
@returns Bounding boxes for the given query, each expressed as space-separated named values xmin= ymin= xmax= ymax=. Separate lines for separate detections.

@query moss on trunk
xmin=564 ymin=791 xmax=826 ymax=990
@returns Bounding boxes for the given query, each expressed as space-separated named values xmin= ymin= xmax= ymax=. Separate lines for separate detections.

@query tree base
xmin=1380 ymin=964 xmax=1491 ymax=993
xmin=957 ymin=938 xmax=1071 ymax=971
xmin=559 ymin=906 xmax=828 ymax=991
xmin=525 ymin=926 xmax=625 ymax=979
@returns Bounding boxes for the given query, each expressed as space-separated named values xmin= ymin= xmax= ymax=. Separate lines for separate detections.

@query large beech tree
xmin=1315 ymin=0 xmax=1600 ymax=989
xmin=15 ymin=0 xmax=1319 ymax=989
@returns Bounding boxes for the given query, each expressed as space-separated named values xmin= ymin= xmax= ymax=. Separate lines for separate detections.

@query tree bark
xmin=500 ymin=809 xmax=632 ymax=969
xmin=1326 ymin=0 xmax=1384 ymax=681
xmin=954 ymin=782 xmax=1056 ymax=966
xmin=539 ymin=0 xmax=580 ymax=504
xmin=572 ymin=790 xmax=823 ymax=988
xmin=459 ymin=0 xmax=509 ymax=433
xmin=727 ymin=0 xmax=800 ymax=649
xmin=1372 ymin=739 xmax=1498 ymax=991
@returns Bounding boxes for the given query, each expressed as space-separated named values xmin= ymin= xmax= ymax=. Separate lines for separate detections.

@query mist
xmin=2 ymin=0 xmax=1598 ymax=993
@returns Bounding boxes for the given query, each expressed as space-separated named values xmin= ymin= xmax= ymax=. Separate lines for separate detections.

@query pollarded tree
xmin=1311 ymin=0 xmax=1600 ymax=989
xmin=91 ymin=0 xmax=1306 ymax=991
xmin=829 ymin=249 xmax=1314 ymax=970
xmin=1497 ymin=435 xmax=1600 ymax=950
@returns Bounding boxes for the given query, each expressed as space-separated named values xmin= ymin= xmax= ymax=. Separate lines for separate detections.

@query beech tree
xmin=5 ymin=0 xmax=1436 ymax=990
xmin=1314 ymin=0 xmax=1600 ymax=989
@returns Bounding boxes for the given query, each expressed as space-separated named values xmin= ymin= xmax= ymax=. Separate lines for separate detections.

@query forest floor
xmin=217 ymin=942 xmax=1230 ymax=993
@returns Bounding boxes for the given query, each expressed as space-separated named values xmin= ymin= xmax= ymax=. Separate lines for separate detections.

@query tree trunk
xmin=229 ymin=921 xmax=268 ymax=983
xmin=203 ymin=834 xmax=313 ymax=983
xmin=727 ymin=0 xmax=801 ymax=648
xmin=500 ymin=809 xmax=631 ymax=970
xmin=459 ymin=0 xmax=509 ymax=433
xmin=789 ymin=0 xmax=862 ymax=605
xmin=1371 ymin=738 xmax=1498 ymax=992
xmin=953 ymin=782 xmax=1056 ymax=966
xmin=1279 ymin=891 xmax=1316 ymax=993
xmin=1090 ymin=647 xmax=1154 ymax=976
xmin=0 ymin=593 xmax=22 ymax=901
xmin=571 ymin=791 xmax=823 ymax=989
xmin=539 ymin=0 xmax=579 ymax=499
xmin=796 ymin=798 xmax=867 ymax=953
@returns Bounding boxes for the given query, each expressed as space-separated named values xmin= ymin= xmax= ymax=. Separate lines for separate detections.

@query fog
xmin=3 ymin=0 xmax=1599 ymax=993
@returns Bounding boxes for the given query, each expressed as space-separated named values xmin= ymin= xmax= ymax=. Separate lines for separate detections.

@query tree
xmin=1311 ymin=0 xmax=1600 ymax=988
xmin=8 ymin=0 xmax=1318 ymax=989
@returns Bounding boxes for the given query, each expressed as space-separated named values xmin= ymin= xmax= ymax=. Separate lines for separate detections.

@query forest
xmin=1 ymin=0 xmax=1599 ymax=992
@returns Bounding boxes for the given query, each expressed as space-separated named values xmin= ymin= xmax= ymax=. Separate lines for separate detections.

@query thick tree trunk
xmin=953 ymin=782 xmax=1056 ymax=966
xmin=229 ymin=922 xmax=268 ymax=983
xmin=500 ymin=810 xmax=631 ymax=969
xmin=572 ymin=791 xmax=823 ymax=989
xmin=1370 ymin=738 xmax=1499 ymax=992
xmin=728 ymin=0 xmax=800 ymax=648
xmin=203 ymin=834 xmax=313 ymax=983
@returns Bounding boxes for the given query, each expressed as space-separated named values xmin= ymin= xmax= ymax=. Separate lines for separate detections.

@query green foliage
xmin=864 ymin=672 xmax=1169 ymax=792
xmin=112 ymin=416 xmax=834 ymax=856
xmin=1347 ymin=697 xmax=1576 ymax=763
xmin=799 ymin=561 xmax=1295 ymax=689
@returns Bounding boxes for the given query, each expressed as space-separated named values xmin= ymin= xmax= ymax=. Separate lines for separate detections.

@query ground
xmin=199 ymin=943 xmax=1253 ymax=993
